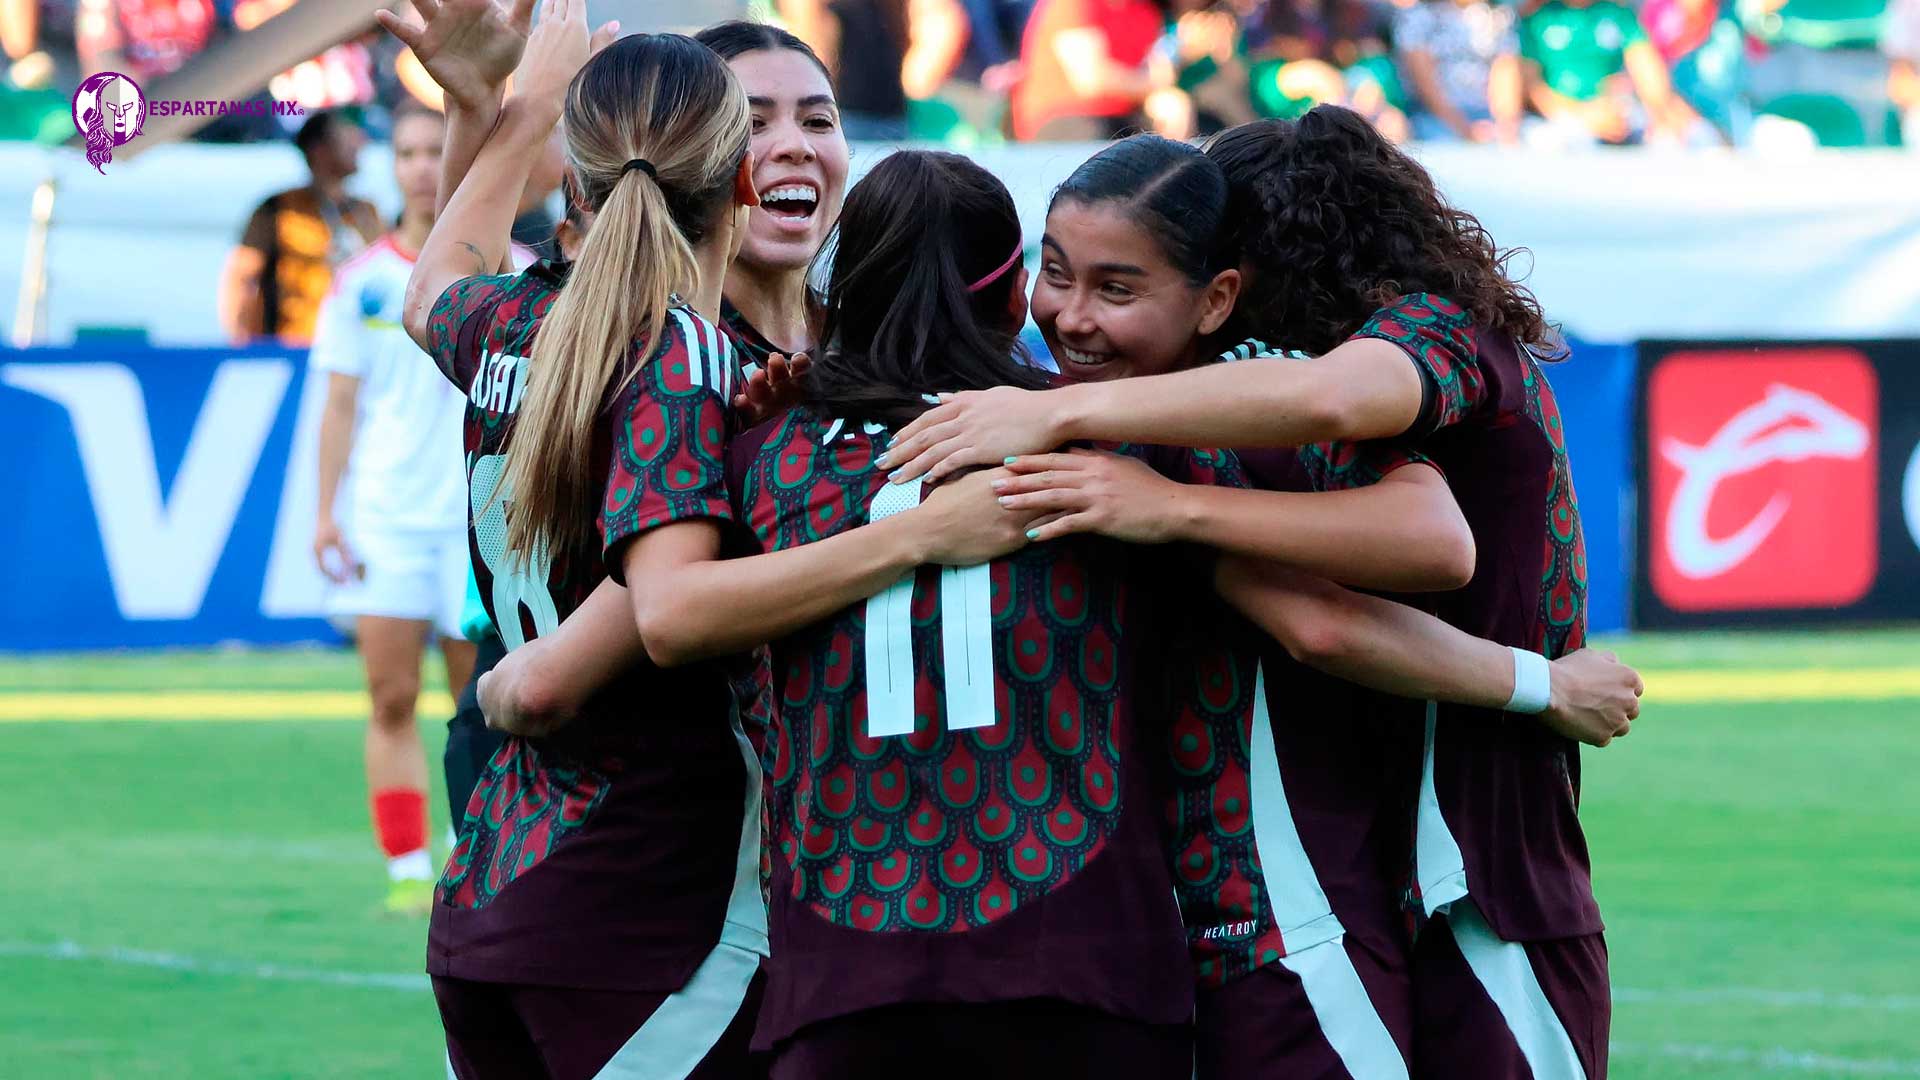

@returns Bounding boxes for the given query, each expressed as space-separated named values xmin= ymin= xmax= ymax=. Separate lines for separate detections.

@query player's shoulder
xmin=644 ymin=305 xmax=741 ymax=397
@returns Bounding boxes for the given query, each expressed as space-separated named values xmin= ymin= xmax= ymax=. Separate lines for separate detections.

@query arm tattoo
xmin=456 ymin=241 xmax=492 ymax=276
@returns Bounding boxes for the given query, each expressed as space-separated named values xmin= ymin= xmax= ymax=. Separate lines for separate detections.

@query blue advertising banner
xmin=1548 ymin=339 xmax=1636 ymax=638
xmin=4 ymin=343 xmax=339 ymax=651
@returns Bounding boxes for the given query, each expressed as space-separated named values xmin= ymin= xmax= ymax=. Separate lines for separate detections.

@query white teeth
xmin=1063 ymin=347 xmax=1109 ymax=366
xmin=763 ymin=185 xmax=818 ymax=204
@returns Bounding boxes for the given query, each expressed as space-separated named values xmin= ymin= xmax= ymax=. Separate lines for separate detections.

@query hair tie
xmin=622 ymin=158 xmax=658 ymax=181
xmin=966 ymin=243 xmax=1024 ymax=294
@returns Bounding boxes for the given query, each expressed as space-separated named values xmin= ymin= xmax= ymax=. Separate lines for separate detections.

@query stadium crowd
xmin=2 ymin=0 xmax=1915 ymax=147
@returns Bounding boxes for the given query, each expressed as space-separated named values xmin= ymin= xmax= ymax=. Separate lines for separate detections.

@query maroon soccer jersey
xmin=719 ymin=297 xmax=783 ymax=372
xmin=421 ymin=263 xmax=765 ymax=992
xmin=1346 ymin=292 xmax=1597 ymax=941
xmin=1167 ymin=436 xmax=1427 ymax=991
xmin=727 ymin=409 xmax=1241 ymax=1046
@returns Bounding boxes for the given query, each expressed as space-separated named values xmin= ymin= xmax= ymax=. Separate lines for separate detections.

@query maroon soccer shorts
xmin=1411 ymin=901 xmax=1610 ymax=1080
xmin=768 ymin=999 xmax=1191 ymax=1080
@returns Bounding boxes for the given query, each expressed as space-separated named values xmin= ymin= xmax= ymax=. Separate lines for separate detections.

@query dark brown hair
xmin=1205 ymin=107 xmax=1560 ymax=357
xmin=805 ymin=150 xmax=1046 ymax=427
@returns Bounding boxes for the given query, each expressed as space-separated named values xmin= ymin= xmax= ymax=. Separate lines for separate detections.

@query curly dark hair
xmin=1204 ymin=107 xmax=1561 ymax=358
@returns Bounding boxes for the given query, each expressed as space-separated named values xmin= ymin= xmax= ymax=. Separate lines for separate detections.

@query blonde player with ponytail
xmin=393 ymin=4 xmax=1034 ymax=1074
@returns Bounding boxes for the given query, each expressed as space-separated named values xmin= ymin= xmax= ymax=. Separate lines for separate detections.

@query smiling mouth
xmin=761 ymin=184 xmax=819 ymax=222
xmin=1059 ymin=346 xmax=1115 ymax=369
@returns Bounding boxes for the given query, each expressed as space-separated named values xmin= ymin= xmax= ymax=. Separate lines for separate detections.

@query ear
xmin=1005 ymin=266 xmax=1030 ymax=330
xmin=1196 ymin=267 xmax=1241 ymax=337
xmin=734 ymin=151 xmax=760 ymax=208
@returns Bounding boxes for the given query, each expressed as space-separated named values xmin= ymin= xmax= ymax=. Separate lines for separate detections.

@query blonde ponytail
xmin=497 ymin=33 xmax=749 ymax=564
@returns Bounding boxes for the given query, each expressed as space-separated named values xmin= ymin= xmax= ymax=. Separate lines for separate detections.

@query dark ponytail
xmin=805 ymin=150 xmax=1046 ymax=427
xmin=1050 ymin=134 xmax=1237 ymax=286
xmin=1205 ymin=107 xmax=1559 ymax=356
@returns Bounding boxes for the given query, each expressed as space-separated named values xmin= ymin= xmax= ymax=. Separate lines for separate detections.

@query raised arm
xmin=1219 ymin=556 xmax=1641 ymax=746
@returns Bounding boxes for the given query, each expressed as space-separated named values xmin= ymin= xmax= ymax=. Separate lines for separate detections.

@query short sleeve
xmin=425 ymin=273 xmax=514 ymax=392
xmin=1348 ymin=292 xmax=1483 ymax=438
xmin=238 ymin=200 xmax=275 ymax=252
xmin=308 ymin=275 xmax=366 ymax=378
xmin=600 ymin=310 xmax=740 ymax=582
xmin=1298 ymin=438 xmax=1441 ymax=493
xmin=1166 ymin=445 xmax=1249 ymax=491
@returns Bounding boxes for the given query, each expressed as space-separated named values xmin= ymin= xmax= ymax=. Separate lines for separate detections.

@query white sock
xmin=387 ymin=848 xmax=434 ymax=882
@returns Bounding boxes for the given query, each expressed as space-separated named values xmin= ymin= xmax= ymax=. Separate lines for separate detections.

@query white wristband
xmin=1505 ymin=647 xmax=1552 ymax=714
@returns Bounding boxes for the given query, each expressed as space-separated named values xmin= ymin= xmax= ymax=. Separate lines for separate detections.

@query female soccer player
xmin=709 ymin=148 xmax=1239 ymax=1078
xmin=309 ymin=101 xmax=475 ymax=916
xmin=695 ymin=22 xmax=848 ymax=374
xmin=393 ymin=10 xmax=1032 ymax=1075
xmin=882 ymin=110 xmax=1630 ymax=1080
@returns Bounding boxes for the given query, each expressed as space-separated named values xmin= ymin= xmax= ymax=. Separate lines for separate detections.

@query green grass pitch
xmin=1 ymin=632 xmax=1916 ymax=1078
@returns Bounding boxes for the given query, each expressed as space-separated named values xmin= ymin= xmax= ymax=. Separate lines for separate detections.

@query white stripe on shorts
xmin=1449 ymin=900 xmax=1588 ymax=1080
xmin=592 ymin=693 xmax=768 ymax=1078
xmin=1415 ymin=700 xmax=1470 ymax=916
xmin=591 ymin=940 xmax=761 ymax=1080
xmin=1246 ymin=663 xmax=1344 ymax=950
xmin=1278 ymin=936 xmax=1409 ymax=1080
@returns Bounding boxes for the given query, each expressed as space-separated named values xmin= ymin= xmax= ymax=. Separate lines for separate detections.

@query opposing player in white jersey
xmin=311 ymin=101 xmax=477 ymax=916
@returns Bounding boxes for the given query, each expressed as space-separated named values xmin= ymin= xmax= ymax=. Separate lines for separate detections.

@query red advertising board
xmin=1637 ymin=342 xmax=1919 ymax=628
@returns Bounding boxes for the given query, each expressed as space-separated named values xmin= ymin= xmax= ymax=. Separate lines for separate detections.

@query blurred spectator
xmin=0 ymin=0 xmax=71 ymax=141
xmin=908 ymin=0 xmax=1024 ymax=140
xmin=1521 ymin=0 xmax=1712 ymax=144
xmin=1885 ymin=0 xmax=1918 ymax=140
xmin=1741 ymin=0 xmax=1892 ymax=143
xmin=1238 ymin=0 xmax=1409 ymax=137
xmin=1642 ymin=0 xmax=1748 ymax=139
xmin=1396 ymin=0 xmax=1525 ymax=142
xmin=781 ymin=0 xmax=920 ymax=139
xmin=1167 ymin=0 xmax=1259 ymax=132
xmin=75 ymin=0 xmax=214 ymax=81
xmin=1012 ymin=0 xmax=1195 ymax=139
xmin=217 ymin=111 xmax=382 ymax=345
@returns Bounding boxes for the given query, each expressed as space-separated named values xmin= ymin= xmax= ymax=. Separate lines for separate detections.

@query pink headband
xmin=966 ymin=244 xmax=1024 ymax=293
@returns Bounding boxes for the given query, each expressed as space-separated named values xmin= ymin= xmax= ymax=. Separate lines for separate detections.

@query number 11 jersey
xmin=728 ymin=408 xmax=1245 ymax=1047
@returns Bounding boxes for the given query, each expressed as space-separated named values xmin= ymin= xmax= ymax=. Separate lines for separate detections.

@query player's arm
xmin=1218 ymin=556 xmax=1641 ymax=746
xmin=624 ymin=468 xmax=1037 ymax=667
xmin=994 ymin=450 xmax=1475 ymax=592
xmin=880 ymin=338 xmax=1425 ymax=484
xmin=401 ymin=66 xmax=557 ymax=351
xmin=478 ymin=577 xmax=638 ymax=736
xmin=312 ymin=372 xmax=361 ymax=582
xmin=218 ymin=204 xmax=273 ymax=344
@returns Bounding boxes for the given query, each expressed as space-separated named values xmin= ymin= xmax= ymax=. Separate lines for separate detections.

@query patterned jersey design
xmin=719 ymin=298 xmax=781 ymax=372
xmin=1351 ymin=293 xmax=1587 ymax=656
xmin=1163 ymin=613 xmax=1285 ymax=987
xmin=424 ymin=268 xmax=745 ymax=909
xmin=738 ymin=410 xmax=1241 ymax=934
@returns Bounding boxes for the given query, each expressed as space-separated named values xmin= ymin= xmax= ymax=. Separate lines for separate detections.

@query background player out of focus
xmin=1 ymin=1 xmax=1917 ymax=1078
